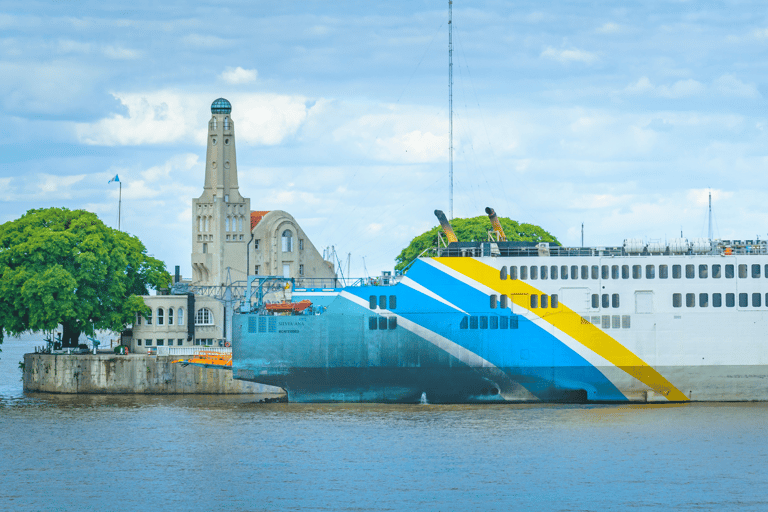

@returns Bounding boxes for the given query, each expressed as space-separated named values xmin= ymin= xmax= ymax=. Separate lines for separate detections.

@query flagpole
xmin=119 ymin=181 xmax=122 ymax=231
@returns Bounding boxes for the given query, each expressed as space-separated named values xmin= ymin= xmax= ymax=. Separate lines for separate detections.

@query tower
xmin=191 ymin=98 xmax=251 ymax=286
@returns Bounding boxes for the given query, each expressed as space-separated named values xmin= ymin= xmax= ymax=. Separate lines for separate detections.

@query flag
xmin=108 ymin=174 xmax=120 ymax=183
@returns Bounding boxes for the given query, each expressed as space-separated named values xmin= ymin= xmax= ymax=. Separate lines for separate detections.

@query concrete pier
xmin=23 ymin=353 xmax=284 ymax=396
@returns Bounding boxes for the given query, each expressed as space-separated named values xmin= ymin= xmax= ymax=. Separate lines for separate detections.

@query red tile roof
xmin=251 ymin=211 xmax=270 ymax=230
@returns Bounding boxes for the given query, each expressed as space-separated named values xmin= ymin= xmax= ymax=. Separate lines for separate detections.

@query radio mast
xmin=448 ymin=0 xmax=454 ymax=220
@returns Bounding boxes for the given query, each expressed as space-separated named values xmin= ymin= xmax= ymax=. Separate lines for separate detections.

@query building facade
xmin=127 ymin=98 xmax=335 ymax=352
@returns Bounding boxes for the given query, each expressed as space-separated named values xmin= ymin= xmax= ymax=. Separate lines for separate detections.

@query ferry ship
xmin=231 ymin=209 xmax=768 ymax=403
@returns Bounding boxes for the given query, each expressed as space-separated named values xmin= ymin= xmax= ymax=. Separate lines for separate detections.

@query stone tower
xmin=191 ymin=98 xmax=251 ymax=286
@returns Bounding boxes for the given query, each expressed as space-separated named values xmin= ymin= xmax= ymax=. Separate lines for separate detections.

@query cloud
xmin=181 ymin=34 xmax=234 ymax=48
xmin=220 ymin=66 xmax=258 ymax=85
xmin=102 ymin=45 xmax=141 ymax=60
xmin=595 ymin=22 xmax=624 ymax=34
xmin=624 ymin=76 xmax=704 ymax=98
xmin=541 ymin=46 xmax=597 ymax=64
xmin=713 ymin=74 xmax=761 ymax=99
xmin=37 ymin=173 xmax=86 ymax=199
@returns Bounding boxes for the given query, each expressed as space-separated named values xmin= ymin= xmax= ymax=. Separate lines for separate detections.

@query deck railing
xmin=155 ymin=346 xmax=231 ymax=357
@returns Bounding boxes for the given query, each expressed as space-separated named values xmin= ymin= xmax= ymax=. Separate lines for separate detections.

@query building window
xmin=168 ymin=308 xmax=174 ymax=325
xmin=224 ymin=116 xmax=230 ymax=130
xmin=211 ymin=117 xmax=217 ymax=130
xmin=137 ymin=339 xmax=142 ymax=346
xmin=239 ymin=217 xmax=243 ymax=232
xmin=225 ymin=218 xmax=230 ymax=232
xmin=299 ymin=239 xmax=304 ymax=250
xmin=136 ymin=313 xmax=142 ymax=326
xmin=157 ymin=339 xmax=164 ymax=346
xmin=254 ymin=239 xmax=260 ymax=250
xmin=178 ymin=339 xmax=184 ymax=346
xmin=299 ymin=264 xmax=304 ymax=276
xmin=195 ymin=308 xmax=214 ymax=325
xmin=157 ymin=308 xmax=164 ymax=326
xmin=282 ymin=230 xmax=293 ymax=252
xmin=203 ymin=243 xmax=208 ymax=254
xmin=178 ymin=308 xmax=184 ymax=325
xmin=146 ymin=339 xmax=152 ymax=346
xmin=146 ymin=309 xmax=152 ymax=325
xmin=254 ymin=265 xmax=260 ymax=275
xmin=198 ymin=216 xmax=202 ymax=232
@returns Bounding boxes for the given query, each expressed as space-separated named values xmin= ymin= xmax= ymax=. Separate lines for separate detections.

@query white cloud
xmin=541 ymin=46 xmax=597 ymax=64
xmin=713 ymin=74 xmax=761 ymax=99
xmin=623 ymin=76 xmax=704 ymax=98
xmin=182 ymin=34 xmax=233 ymax=48
xmin=220 ymin=66 xmax=258 ymax=85
xmin=37 ymin=173 xmax=86 ymax=198
xmin=0 ymin=177 xmax=13 ymax=201
xmin=596 ymin=22 xmax=624 ymax=34
xmin=102 ymin=45 xmax=141 ymax=60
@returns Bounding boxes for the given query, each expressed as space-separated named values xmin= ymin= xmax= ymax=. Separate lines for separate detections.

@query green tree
xmin=0 ymin=208 xmax=171 ymax=347
xmin=395 ymin=215 xmax=559 ymax=272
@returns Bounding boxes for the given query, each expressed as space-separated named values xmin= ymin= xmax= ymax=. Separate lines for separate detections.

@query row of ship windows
xmin=459 ymin=315 xmax=519 ymax=330
xmin=500 ymin=263 xmax=768 ymax=281
xmin=583 ymin=315 xmax=632 ymax=329
xmin=369 ymin=295 xmax=397 ymax=310
xmin=369 ymin=317 xmax=397 ymax=330
xmin=672 ymin=292 xmax=768 ymax=308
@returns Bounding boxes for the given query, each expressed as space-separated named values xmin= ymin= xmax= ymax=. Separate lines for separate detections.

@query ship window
xmin=622 ymin=265 xmax=629 ymax=279
xmin=551 ymin=265 xmax=558 ymax=280
xmin=379 ymin=317 xmax=388 ymax=330
xmin=540 ymin=265 xmax=548 ymax=280
xmin=612 ymin=315 xmax=620 ymax=329
xmin=530 ymin=266 xmax=538 ymax=280
xmin=510 ymin=315 xmax=519 ymax=329
xmin=591 ymin=265 xmax=599 ymax=280
xmin=369 ymin=296 xmax=376 ymax=309
xmin=500 ymin=316 xmax=508 ymax=329
xmin=561 ymin=265 xmax=568 ymax=279
xmin=633 ymin=265 xmax=641 ymax=279
xmin=765 ymin=264 xmax=768 ymax=277
xmin=530 ymin=295 xmax=538 ymax=308
xmin=581 ymin=266 xmax=589 ymax=280
xmin=460 ymin=317 xmax=468 ymax=329
xmin=490 ymin=294 xmax=497 ymax=309
xmin=699 ymin=265 xmax=708 ymax=278
xmin=712 ymin=264 xmax=721 ymax=278
xmin=602 ymin=316 xmax=610 ymax=329
xmin=480 ymin=316 xmax=488 ymax=329
xmin=646 ymin=265 xmax=655 ymax=279
xmin=602 ymin=265 xmax=609 ymax=279
xmin=753 ymin=293 xmax=762 ymax=307
xmin=699 ymin=293 xmax=708 ymax=307
xmin=510 ymin=266 xmax=518 ymax=280
xmin=673 ymin=293 xmax=682 ymax=308
xmin=686 ymin=265 xmax=695 ymax=278
xmin=673 ymin=265 xmax=681 ymax=279
xmin=470 ymin=316 xmax=478 ymax=329
xmin=389 ymin=317 xmax=397 ymax=330
xmin=612 ymin=265 xmax=619 ymax=279
xmin=725 ymin=264 xmax=734 ymax=278
xmin=490 ymin=316 xmax=499 ymax=329
xmin=686 ymin=293 xmax=695 ymax=307
xmin=520 ymin=266 xmax=528 ymax=280
xmin=612 ymin=294 xmax=620 ymax=308
xmin=601 ymin=294 xmax=609 ymax=308
xmin=659 ymin=265 xmax=668 ymax=279
xmin=571 ymin=265 xmax=578 ymax=280
xmin=739 ymin=264 xmax=747 ymax=278
xmin=541 ymin=294 xmax=549 ymax=308
xmin=753 ymin=264 xmax=761 ymax=278
xmin=500 ymin=294 xmax=508 ymax=309
xmin=379 ymin=295 xmax=387 ymax=309
xmin=739 ymin=293 xmax=748 ymax=307
xmin=713 ymin=293 xmax=722 ymax=307
xmin=726 ymin=293 xmax=735 ymax=307
xmin=369 ymin=317 xmax=377 ymax=330
xmin=500 ymin=266 xmax=508 ymax=280
xmin=389 ymin=296 xmax=396 ymax=310
xmin=157 ymin=308 xmax=164 ymax=325
xmin=168 ymin=308 xmax=174 ymax=325
xmin=591 ymin=294 xmax=599 ymax=309
xmin=622 ymin=315 xmax=631 ymax=328
xmin=551 ymin=294 xmax=559 ymax=308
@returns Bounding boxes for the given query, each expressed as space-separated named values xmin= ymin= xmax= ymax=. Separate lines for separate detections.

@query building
xmin=127 ymin=98 xmax=336 ymax=352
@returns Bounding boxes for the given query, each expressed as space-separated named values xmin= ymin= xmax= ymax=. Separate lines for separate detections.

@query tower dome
xmin=211 ymin=98 xmax=232 ymax=114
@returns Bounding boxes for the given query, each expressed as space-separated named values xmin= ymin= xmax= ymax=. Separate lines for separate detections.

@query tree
xmin=0 ymin=208 xmax=171 ymax=347
xmin=395 ymin=215 xmax=559 ymax=272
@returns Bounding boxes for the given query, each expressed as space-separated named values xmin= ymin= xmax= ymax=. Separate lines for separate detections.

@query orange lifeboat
xmin=265 ymin=299 xmax=312 ymax=314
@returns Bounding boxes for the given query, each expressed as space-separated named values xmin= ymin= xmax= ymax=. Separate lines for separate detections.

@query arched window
xmin=224 ymin=116 xmax=230 ymax=130
xmin=157 ymin=308 xmax=164 ymax=325
xmin=136 ymin=313 xmax=142 ymax=326
xmin=239 ymin=217 xmax=243 ymax=232
xmin=282 ymin=230 xmax=293 ymax=252
xmin=195 ymin=308 xmax=214 ymax=325
xmin=225 ymin=217 xmax=230 ymax=232
xmin=205 ymin=217 xmax=210 ymax=232
xmin=178 ymin=307 xmax=184 ymax=325
xmin=198 ymin=216 xmax=202 ymax=232
xmin=146 ymin=309 xmax=153 ymax=325
xmin=168 ymin=308 xmax=174 ymax=325
xmin=211 ymin=117 xmax=217 ymax=130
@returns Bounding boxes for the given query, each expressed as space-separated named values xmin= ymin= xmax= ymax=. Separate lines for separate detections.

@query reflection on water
xmin=2 ymin=336 xmax=768 ymax=511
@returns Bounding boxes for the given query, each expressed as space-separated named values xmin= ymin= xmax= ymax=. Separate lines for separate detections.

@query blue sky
xmin=2 ymin=1 xmax=768 ymax=280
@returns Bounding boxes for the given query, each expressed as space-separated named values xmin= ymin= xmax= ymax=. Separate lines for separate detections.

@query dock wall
xmin=23 ymin=353 xmax=284 ymax=395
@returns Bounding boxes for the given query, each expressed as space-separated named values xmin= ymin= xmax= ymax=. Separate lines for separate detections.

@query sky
xmin=2 ymin=0 xmax=768 ymax=281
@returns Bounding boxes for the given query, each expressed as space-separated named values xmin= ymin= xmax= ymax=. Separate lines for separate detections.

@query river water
xmin=1 ymin=335 xmax=767 ymax=511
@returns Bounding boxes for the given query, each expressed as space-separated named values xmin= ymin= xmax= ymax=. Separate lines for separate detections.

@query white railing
xmin=155 ymin=346 xmax=231 ymax=357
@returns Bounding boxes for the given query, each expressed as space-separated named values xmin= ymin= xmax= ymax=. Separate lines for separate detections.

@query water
xmin=2 ymin=335 xmax=767 ymax=511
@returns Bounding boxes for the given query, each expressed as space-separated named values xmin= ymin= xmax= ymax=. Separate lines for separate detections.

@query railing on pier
xmin=156 ymin=346 xmax=231 ymax=357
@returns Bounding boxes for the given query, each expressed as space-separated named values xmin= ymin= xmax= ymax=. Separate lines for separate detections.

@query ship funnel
xmin=485 ymin=207 xmax=507 ymax=242
xmin=434 ymin=210 xmax=458 ymax=243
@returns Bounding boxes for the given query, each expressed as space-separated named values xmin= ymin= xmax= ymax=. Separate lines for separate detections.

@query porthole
xmin=225 ymin=138 xmax=230 ymax=145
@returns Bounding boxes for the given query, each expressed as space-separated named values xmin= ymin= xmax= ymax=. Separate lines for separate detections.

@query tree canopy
xmin=395 ymin=215 xmax=559 ymax=272
xmin=0 ymin=208 xmax=171 ymax=347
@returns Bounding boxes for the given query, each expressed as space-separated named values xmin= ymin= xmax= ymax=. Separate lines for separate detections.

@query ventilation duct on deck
xmin=485 ymin=207 xmax=507 ymax=242
xmin=434 ymin=210 xmax=458 ymax=243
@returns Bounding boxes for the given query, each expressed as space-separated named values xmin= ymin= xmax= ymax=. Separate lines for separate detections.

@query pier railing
xmin=156 ymin=346 xmax=231 ymax=357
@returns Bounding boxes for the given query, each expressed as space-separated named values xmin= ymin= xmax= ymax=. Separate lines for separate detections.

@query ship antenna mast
xmin=448 ymin=0 xmax=454 ymax=220
xmin=708 ymin=190 xmax=713 ymax=240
